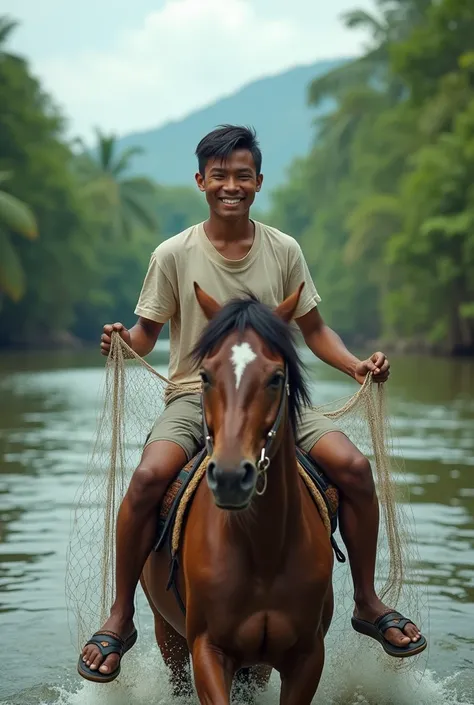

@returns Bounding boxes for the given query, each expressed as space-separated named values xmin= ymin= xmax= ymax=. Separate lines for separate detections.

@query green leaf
xmin=308 ymin=54 xmax=380 ymax=106
xmin=420 ymin=213 xmax=472 ymax=238
xmin=459 ymin=52 xmax=474 ymax=71
xmin=0 ymin=190 xmax=38 ymax=239
xmin=0 ymin=227 xmax=26 ymax=301
xmin=95 ymin=128 xmax=117 ymax=172
xmin=0 ymin=15 xmax=19 ymax=47
xmin=460 ymin=302 xmax=474 ymax=319
xmin=111 ymin=147 xmax=144 ymax=177
xmin=342 ymin=9 xmax=385 ymax=38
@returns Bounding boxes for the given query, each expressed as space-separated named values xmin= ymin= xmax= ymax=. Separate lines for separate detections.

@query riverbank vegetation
xmin=269 ymin=0 xmax=474 ymax=355
xmin=0 ymin=1 xmax=473 ymax=354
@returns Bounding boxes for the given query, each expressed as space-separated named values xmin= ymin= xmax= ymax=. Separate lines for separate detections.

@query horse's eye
xmin=268 ymin=373 xmax=283 ymax=389
xmin=200 ymin=370 xmax=210 ymax=387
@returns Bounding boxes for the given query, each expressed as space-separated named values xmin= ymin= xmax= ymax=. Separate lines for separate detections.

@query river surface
xmin=0 ymin=346 xmax=473 ymax=704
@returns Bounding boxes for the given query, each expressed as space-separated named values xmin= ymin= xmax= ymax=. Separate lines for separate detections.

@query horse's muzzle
xmin=206 ymin=458 xmax=257 ymax=510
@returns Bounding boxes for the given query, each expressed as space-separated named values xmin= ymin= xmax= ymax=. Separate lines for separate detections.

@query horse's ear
xmin=274 ymin=282 xmax=305 ymax=323
xmin=194 ymin=282 xmax=222 ymax=320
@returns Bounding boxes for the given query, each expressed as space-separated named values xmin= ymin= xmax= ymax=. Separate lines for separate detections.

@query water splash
xmin=3 ymin=636 xmax=471 ymax=705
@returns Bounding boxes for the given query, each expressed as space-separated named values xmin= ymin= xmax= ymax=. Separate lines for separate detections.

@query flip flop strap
xmin=85 ymin=633 xmax=125 ymax=658
xmin=375 ymin=612 xmax=412 ymax=634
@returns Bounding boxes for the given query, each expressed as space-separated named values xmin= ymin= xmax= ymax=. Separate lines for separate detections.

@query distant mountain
xmin=117 ymin=58 xmax=347 ymax=206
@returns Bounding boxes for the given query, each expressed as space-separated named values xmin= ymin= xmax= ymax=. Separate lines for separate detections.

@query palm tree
xmin=74 ymin=129 xmax=158 ymax=240
xmin=0 ymin=172 xmax=38 ymax=302
xmin=315 ymin=86 xmax=387 ymax=183
xmin=0 ymin=15 xmax=24 ymax=63
xmin=308 ymin=0 xmax=432 ymax=107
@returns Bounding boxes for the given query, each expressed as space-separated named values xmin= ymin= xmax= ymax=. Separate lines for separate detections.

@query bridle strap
xmin=201 ymin=392 xmax=214 ymax=457
xmin=260 ymin=366 xmax=289 ymax=463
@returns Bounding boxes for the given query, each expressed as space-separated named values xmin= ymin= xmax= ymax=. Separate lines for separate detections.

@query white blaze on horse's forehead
xmin=230 ymin=342 xmax=257 ymax=389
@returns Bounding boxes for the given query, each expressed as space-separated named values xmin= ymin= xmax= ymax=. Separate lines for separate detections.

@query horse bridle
xmin=200 ymin=366 xmax=290 ymax=496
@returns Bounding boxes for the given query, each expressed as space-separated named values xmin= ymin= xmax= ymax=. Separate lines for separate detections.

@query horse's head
xmin=192 ymin=282 xmax=311 ymax=511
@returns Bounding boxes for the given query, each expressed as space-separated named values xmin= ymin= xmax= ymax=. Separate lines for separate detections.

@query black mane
xmin=192 ymin=295 xmax=311 ymax=431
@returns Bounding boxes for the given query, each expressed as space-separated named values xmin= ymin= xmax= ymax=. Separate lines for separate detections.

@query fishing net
xmin=65 ymin=331 xmax=427 ymax=672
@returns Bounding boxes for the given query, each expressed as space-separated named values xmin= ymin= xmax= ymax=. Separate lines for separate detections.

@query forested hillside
xmin=269 ymin=0 xmax=474 ymax=355
xmin=0 ymin=16 xmax=206 ymax=347
xmin=1 ymin=1 xmax=473 ymax=355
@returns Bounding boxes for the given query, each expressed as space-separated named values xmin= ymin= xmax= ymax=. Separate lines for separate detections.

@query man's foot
xmin=352 ymin=599 xmax=426 ymax=658
xmin=354 ymin=599 xmax=421 ymax=647
xmin=81 ymin=615 xmax=136 ymax=676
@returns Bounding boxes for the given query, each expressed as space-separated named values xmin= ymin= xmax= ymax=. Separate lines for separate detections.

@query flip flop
xmin=351 ymin=611 xmax=427 ymax=658
xmin=77 ymin=629 xmax=138 ymax=683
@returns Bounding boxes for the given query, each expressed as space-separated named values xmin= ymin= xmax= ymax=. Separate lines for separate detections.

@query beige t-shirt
xmin=134 ymin=221 xmax=321 ymax=389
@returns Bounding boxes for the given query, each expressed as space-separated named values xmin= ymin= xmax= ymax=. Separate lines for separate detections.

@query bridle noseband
xmin=201 ymin=366 xmax=289 ymax=496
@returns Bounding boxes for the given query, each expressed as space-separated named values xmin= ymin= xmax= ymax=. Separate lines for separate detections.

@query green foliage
xmin=0 ymin=171 xmax=39 ymax=301
xmin=2 ymin=4 xmax=474 ymax=354
xmin=270 ymin=0 xmax=474 ymax=353
xmin=73 ymin=129 xmax=159 ymax=240
xmin=0 ymin=16 xmax=209 ymax=347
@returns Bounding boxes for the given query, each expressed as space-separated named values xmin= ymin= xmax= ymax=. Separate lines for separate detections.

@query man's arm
xmin=128 ymin=317 xmax=164 ymax=356
xmin=296 ymin=307 xmax=390 ymax=384
xmin=100 ymin=317 xmax=164 ymax=357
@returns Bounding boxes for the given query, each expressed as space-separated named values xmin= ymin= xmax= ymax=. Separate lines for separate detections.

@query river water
xmin=0 ymin=346 xmax=473 ymax=704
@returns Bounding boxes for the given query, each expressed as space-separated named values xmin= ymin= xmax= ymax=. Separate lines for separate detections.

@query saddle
xmin=154 ymin=447 xmax=345 ymax=613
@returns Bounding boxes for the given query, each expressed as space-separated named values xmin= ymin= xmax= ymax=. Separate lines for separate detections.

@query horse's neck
xmin=229 ymin=425 xmax=302 ymax=575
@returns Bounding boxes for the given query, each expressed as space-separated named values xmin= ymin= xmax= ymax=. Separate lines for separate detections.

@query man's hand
xmin=354 ymin=351 xmax=390 ymax=385
xmin=100 ymin=322 xmax=132 ymax=356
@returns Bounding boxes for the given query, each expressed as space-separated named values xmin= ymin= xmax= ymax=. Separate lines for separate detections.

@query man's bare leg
xmin=81 ymin=441 xmax=187 ymax=675
xmin=309 ymin=432 xmax=422 ymax=649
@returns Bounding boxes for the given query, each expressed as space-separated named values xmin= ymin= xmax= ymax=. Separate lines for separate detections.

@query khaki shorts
xmin=145 ymin=393 xmax=340 ymax=461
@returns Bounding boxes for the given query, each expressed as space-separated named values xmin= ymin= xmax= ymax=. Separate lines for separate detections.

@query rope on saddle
xmin=170 ymin=456 xmax=332 ymax=557
xmin=297 ymin=465 xmax=332 ymax=537
xmin=171 ymin=457 xmax=208 ymax=555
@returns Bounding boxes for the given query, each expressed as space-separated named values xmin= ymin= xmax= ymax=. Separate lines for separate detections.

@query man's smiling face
xmin=195 ymin=148 xmax=263 ymax=219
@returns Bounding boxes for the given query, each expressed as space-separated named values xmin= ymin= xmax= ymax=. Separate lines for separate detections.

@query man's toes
xmin=82 ymin=645 xmax=97 ymax=665
xmin=404 ymin=623 xmax=420 ymax=641
xmin=99 ymin=654 xmax=119 ymax=674
xmin=89 ymin=651 xmax=105 ymax=671
xmin=385 ymin=627 xmax=410 ymax=647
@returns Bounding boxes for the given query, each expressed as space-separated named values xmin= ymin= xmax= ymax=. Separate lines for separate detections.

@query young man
xmin=79 ymin=125 xmax=425 ymax=682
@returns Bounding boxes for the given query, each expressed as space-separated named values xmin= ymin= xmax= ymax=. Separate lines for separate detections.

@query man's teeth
xmin=222 ymin=198 xmax=241 ymax=204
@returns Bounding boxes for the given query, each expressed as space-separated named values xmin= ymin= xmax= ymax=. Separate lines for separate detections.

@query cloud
xmin=34 ymin=0 xmax=363 ymax=140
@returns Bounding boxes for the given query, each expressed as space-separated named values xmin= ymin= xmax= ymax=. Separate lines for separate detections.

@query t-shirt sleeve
xmin=286 ymin=241 xmax=321 ymax=319
xmin=134 ymin=251 xmax=177 ymax=323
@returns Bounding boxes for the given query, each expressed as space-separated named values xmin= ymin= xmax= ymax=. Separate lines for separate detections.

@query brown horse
xmin=140 ymin=282 xmax=334 ymax=704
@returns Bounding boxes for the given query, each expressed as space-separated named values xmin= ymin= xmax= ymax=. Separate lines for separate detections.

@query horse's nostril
xmin=240 ymin=460 xmax=256 ymax=490
xmin=207 ymin=460 xmax=217 ymax=483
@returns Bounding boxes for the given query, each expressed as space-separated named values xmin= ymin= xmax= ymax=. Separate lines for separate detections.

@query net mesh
xmin=65 ymin=332 xmax=426 ymax=672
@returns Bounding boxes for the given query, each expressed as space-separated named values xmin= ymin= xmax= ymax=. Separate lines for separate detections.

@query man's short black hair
xmin=195 ymin=125 xmax=262 ymax=176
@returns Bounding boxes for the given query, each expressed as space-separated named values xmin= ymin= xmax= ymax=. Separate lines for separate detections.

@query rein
xmin=201 ymin=366 xmax=290 ymax=496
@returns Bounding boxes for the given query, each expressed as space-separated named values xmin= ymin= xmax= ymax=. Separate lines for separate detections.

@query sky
xmin=5 ymin=0 xmax=375 ymax=141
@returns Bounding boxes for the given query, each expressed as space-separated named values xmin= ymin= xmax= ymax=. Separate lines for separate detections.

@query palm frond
xmin=308 ymin=53 xmax=380 ymax=107
xmin=111 ymin=147 xmax=144 ymax=177
xmin=95 ymin=128 xmax=117 ymax=172
xmin=0 ymin=227 xmax=26 ymax=301
xmin=342 ymin=9 xmax=386 ymax=39
xmin=0 ymin=189 xmax=38 ymax=239
xmin=80 ymin=175 xmax=119 ymax=210
xmin=345 ymin=193 xmax=401 ymax=264
xmin=0 ymin=15 xmax=19 ymax=46
xmin=120 ymin=189 xmax=158 ymax=234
